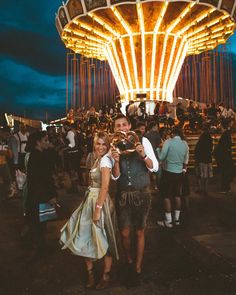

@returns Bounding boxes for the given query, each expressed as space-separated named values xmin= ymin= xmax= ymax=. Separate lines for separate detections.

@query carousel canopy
xmin=56 ymin=0 xmax=236 ymax=102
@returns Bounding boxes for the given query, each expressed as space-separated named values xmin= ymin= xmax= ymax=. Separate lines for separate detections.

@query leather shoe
xmin=95 ymin=275 xmax=111 ymax=290
xmin=86 ymin=270 xmax=95 ymax=288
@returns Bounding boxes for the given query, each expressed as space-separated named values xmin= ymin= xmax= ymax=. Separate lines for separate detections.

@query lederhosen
xmin=116 ymin=152 xmax=152 ymax=229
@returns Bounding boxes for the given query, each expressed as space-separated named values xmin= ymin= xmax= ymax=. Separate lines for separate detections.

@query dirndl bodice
xmin=60 ymin=159 xmax=119 ymax=260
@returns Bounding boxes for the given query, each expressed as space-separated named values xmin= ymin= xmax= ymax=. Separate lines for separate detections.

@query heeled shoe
xmin=95 ymin=274 xmax=111 ymax=290
xmin=86 ymin=269 xmax=95 ymax=288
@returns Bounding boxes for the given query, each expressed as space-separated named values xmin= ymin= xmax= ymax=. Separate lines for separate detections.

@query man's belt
xmin=121 ymin=186 xmax=150 ymax=193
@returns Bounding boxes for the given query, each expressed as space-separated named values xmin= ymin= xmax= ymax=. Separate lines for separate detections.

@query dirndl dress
xmin=60 ymin=157 xmax=119 ymax=260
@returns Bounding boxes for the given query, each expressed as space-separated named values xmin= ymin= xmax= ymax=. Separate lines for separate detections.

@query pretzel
xmin=111 ymin=131 xmax=140 ymax=154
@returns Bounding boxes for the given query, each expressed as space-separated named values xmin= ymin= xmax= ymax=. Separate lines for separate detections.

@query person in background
xmin=127 ymin=101 xmax=138 ymax=129
xmin=145 ymin=121 xmax=161 ymax=190
xmin=14 ymin=123 xmax=29 ymax=171
xmin=145 ymin=121 xmax=161 ymax=152
xmin=187 ymin=101 xmax=197 ymax=131
xmin=0 ymin=127 xmax=12 ymax=204
xmin=176 ymin=102 xmax=186 ymax=128
xmin=67 ymin=108 xmax=75 ymax=124
xmin=6 ymin=127 xmax=18 ymax=197
xmin=157 ymin=127 xmax=189 ymax=228
xmin=194 ymin=124 xmax=213 ymax=196
xmin=158 ymin=101 xmax=169 ymax=127
xmin=60 ymin=122 xmax=83 ymax=192
xmin=136 ymin=121 xmax=146 ymax=137
xmin=25 ymin=131 xmax=57 ymax=254
xmin=207 ymin=103 xmax=219 ymax=125
xmin=214 ymin=120 xmax=235 ymax=194
xmin=137 ymin=102 xmax=146 ymax=121
xmin=8 ymin=127 xmax=19 ymax=176
xmin=87 ymin=106 xmax=99 ymax=126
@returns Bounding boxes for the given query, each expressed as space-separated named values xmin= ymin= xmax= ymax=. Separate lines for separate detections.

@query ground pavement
xmin=0 ymin=171 xmax=236 ymax=295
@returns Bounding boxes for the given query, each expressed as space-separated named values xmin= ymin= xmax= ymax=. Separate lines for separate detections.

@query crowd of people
xmin=0 ymin=99 xmax=235 ymax=289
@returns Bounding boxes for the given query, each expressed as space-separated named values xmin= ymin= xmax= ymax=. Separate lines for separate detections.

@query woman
xmin=25 ymin=131 xmax=57 ymax=252
xmin=60 ymin=131 xmax=119 ymax=290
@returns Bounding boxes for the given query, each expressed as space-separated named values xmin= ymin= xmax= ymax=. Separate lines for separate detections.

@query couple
xmin=60 ymin=114 xmax=158 ymax=289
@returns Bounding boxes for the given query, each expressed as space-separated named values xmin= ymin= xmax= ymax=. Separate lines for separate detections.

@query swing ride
xmin=55 ymin=0 xmax=236 ymax=105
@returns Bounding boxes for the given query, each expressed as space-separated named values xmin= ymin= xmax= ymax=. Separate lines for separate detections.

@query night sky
xmin=0 ymin=1 xmax=236 ymax=121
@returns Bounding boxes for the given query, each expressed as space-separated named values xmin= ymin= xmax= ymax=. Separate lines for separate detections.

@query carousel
xmin=55 ymin=0 xmax=236 ymax=109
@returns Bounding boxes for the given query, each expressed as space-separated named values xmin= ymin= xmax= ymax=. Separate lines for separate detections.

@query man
xmin=61 ymin=122 xmax=84 ymax=191
xmin=145 ymin=121 xmax=161 ymax=152
xmin=187 ymin=101 xmax=197 ymax=130
xmin=176 ymin=102 xmax=186 ymax=128
xmin=144 ymin=121 xmax=162 ymax=190
xmin=14 ymin=123 xmax=29 ymax=171
xmin=127 ymin=101 xmax=138 ymax=129
xmin=112 ymin=114 xmax=158 ymax=286
xmin=156 ymin=127 xmax=189 ymax=228
xmin=136 ymin=121 xmax=146 ymax=137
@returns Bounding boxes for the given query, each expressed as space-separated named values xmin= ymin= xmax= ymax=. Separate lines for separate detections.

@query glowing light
xmin=111 ymin=40 xmax=128 ymax=93
xmin=119 ymin=38 xmax=133 ymax=93
xmin=170 ymin=41 xmax=189 ymax=96
xmin=166 ymin=38 xmax=187 ymax=95
xmin=167 ymin=2 xmax=195 ymax=33
xmin=162 ymin=36 xmax=178 ymax=100
xmin=156 ymin=34 xmax=168 ymax=100
xmin=111 ymin=6 xmax=132 ymax=35
xmin=180 ymin=8 xmax=215 ymax=35
xmin=105 ymin=46 xmax=124 ymax=94
xmin=137 ymin=3 xmax=146 ymax=90
xmin=88 ymin=13 xmax=120 ymax=38
xmin=73 ymin=20 xmax=111 ymax=41
xmin=150 ymin=1 xmax=168 ymax=100
xmin=130 ymin=35 xmax=139 ymax=91
xmin=58 ymin=1 xmax=235 ymax=102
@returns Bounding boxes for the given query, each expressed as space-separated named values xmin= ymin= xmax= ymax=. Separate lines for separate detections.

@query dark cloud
xmin=0 ymin=25 xmax=66 ymax=75
xmin=0 ymin=0 xmax=67 ymax=120
xmin=0 ymin=58 xmax=66 ymax=120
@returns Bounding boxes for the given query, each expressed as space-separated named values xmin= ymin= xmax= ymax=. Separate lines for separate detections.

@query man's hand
xmin=110 ymin=147 xmax=120 ymax=163
xmin=135 ymin=142 xmax=145 ymax=158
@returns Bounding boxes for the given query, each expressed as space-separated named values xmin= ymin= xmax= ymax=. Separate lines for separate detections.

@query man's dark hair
xmin=147 ymin=121 xmax=157 ymax=131
xmin=136 ymin=121 xmax=146 ymax=129
xmin=113 ymin=113 xmax=131 ymax=125
xmin=171 ymin=127 xmax=183 ymax=137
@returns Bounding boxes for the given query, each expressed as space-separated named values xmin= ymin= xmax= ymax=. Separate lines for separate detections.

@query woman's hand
xmin=93 ymin=207 xmax=101 ymax=223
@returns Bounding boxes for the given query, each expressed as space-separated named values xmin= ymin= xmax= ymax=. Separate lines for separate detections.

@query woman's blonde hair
xmin=94 ymin=131 xmax=110 ymax=151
